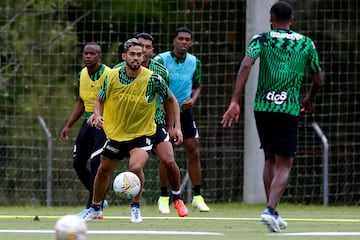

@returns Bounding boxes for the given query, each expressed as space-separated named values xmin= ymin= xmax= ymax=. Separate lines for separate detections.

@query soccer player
xmin=154 ymin=27 xmax=210 ymax=212
xmin=221 ymin=1 xmax=323 ymax=232
xmin=113 ymin=32 xmax=188 ymax=217
xmin=82 ymin=38 xmax=182 ymax=223
xmin=60 ymin=42 xmax=110 ymax=218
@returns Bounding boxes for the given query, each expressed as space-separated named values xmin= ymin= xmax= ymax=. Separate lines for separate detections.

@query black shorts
xmin=180 ymin=109 xmax=199 ymax=139
xmin=254 ymin=111 xmax=298 ymax=157
xmin=74 ymin=120 xmax=106 ymax=161
xmin=101 ymin=136 xmax=153 ymax=160
xmin=152 ymin=123 xmax=170 ymax=147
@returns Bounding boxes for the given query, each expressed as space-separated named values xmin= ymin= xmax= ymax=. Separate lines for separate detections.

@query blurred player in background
xmin=221 ymin=1 xmax=323 ymax=233
xmin=60 ymin=42 xmax=110 ymax=219
xmin=83 ymin=38 xmax=182 ymax=223
xmin=154 ymin=27 xmax=210 ymax=212
xmin=113 ymin=32 xmax=188 ymax=217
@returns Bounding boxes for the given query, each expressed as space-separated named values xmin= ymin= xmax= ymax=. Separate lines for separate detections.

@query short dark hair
xmin=123 ymin=38 xmax=143 ymax=52
xmin=84 ymin=42 xmax=101 ymax=53
xmin=175 ymin=27 xmax=192 ymax=38
xmin=270 ymin=1 xmax=293 ymax=21
xmin=134 ymin=32 xmax=154 ymax=42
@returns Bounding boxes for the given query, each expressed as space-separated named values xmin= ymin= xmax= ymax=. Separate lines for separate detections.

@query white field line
xmin=278 ymin=232 xmax=360 ymax=236
xmin=0 ymin=229 xmax=224 ymax=236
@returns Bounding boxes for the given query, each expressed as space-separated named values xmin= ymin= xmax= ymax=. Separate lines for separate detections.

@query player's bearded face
xmin=125 ymin=46 xmax=143 ymax=70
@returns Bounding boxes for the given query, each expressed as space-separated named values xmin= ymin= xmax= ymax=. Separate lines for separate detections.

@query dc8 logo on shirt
xmin=266 ymin=91 xmax=288 ymax=105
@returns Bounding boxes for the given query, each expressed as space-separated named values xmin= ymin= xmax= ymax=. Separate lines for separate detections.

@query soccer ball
xmin=113 ymin=171 xmax=141 ymax=199
xmin=55 ymin=214 xmax=87 ymax=240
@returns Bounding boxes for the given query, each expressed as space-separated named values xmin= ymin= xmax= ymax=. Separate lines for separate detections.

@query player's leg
xmin=83 ymin=139 xmax=123 ymax=222
xmin=129 ymin=148 xmax=149 ymax=203
xmin=158 ymin=160 xmax=170 ymax=213
xmin=156 ymin=139 xmax=188 ymax=217
xmin=73 ymin=121 xmax=92 ymax=192
xmin=181 ymin=109 xmax=209 ymax=212
xmin=128 ymin=136 xmax=153 ymax=223
xmin=73 ymin=121 xmax=93 ymax=217
xmin=256 ymin=111 xmax=281 ymax=232
xmin=83 ymin=154 xmax=119 ymax=222
xmin=263 ymin=151 xmax=275 ymax=202
xmin=268 ymin=154 xmax=293 ymax=209
xmin=259 ymin=112 xmax=297 ymax=232
xmin=183 ymin=137 xmax=201 ymax=187
xmin=154 ymin=124 xmax=171 ymax=213
xmin=89 ymin=128 xmax=108 ymax=218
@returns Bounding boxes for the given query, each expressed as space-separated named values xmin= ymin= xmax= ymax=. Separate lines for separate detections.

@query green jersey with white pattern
xmin=247 ymin=29 xmax=322 ymax=116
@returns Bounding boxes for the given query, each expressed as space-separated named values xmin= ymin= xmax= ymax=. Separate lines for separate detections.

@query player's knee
xmin=159 ymin=154 xmax=175 ymax=166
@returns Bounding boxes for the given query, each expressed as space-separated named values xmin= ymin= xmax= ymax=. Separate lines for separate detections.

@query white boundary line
xmin=279 ymin=232 xmax=360 ymax=236
xmin=3 ymin=229 xmax=360 ymax=236
xmin=1 ymin=215 xmax=360 ymax=223
xmin=0 ymin=229 xmax=224 ymax=236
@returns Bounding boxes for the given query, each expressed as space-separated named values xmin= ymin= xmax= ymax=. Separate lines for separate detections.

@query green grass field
xmin=0 ymin=203 xmax=359 ymax=240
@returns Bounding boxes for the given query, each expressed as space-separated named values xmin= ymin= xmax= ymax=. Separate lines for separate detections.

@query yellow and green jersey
xmin=247 ymin=29 xmax=322 ymax=116
xmin=113 ymin=60 xmax=171 ymax=125
xmin=78 ymin=64 xmax=111 ymax=119
xmin=98 ymin=66 xmax=172 ymax=142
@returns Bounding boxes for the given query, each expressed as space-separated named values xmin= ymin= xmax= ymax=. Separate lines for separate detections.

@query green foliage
xmin=0 ymin=0 xmax=79 ymax=205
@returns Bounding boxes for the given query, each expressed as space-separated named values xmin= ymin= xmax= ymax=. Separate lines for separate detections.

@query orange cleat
xmin=173 ymin=199 xmax=189 ymax=217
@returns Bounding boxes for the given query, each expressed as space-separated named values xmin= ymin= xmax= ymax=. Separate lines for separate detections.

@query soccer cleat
xmin=97 ymin=200 xmax=109 ymax=220
xmin=192 ymin=195 xmax=210 ymax=212
xmin=82 ymin=207 xmax=103 ymax=222
xmin=130 ymin=205 xmax=143 ymax=223
xmin=78 ymin=200 xmax=108 ymax=219
xmin=275 ymin=211 xmax=288 ymax=230
xmin=77 ymin=208 xmax=89 ymax=218
xmin=157 ymin=196 xmax=170 ymax=214
xmin=173 ymin=199 xmax=189 ymax=217
xmin=97 ymin=212 xmax=104 ymax=220
xmin=260 ymin=208 xmax=281 ymax=233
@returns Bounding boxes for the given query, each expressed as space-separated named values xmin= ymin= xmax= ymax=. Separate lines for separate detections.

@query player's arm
xmin=163 ymin=93 xmax=182 ymax=145
xmin=61 ymin=73 xmax=85 ymax=140
xmin=221 ymin=55 xmax=255 ymax=127
xmin=301 ymin=72 xmax=323 ymax=113
xmin=154 ymin=74 xmax=183 ymax=144
xmin=301 ymin=44 xmax=324 ymax=114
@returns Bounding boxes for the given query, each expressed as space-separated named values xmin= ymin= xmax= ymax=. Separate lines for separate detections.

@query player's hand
xmin=221 ymin=102 xmax=240 ymax=127
xmin=87 ymin=114 xmax=95 ymax=126
xmin=169 ymin=127 xmax=183 ymax=145
xmin=60 ymin=127 xmax=70 ymax=141
xmin=181 ymin=98 xmax=194 ymax=110
xmin=88 ymin=114 xmax=104 ymax=129
xmin=300 ymin=97 xmax=314 ymax=114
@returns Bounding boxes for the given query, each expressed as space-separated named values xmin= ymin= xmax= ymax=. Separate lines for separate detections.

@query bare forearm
xmin=231 ymin=56 xmax=254 ymax=103
xmin=164 ymin=95 xmax=181 ymax=128
xmin=65 ymin=100 xmax=84 ymax=128
xmin=93 ymin=96 xmax=104 ymax=116
xmin=307 ymin=72 xmax=323 ymax=101
xmin=191 ymin=86 xmax=201 ymax=105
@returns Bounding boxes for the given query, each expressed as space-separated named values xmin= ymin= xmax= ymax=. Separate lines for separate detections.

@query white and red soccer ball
xmin=55 ymin=214 xmax=87 ymax=240
xmin=113 ymin=171 xmax=141 ymax=199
